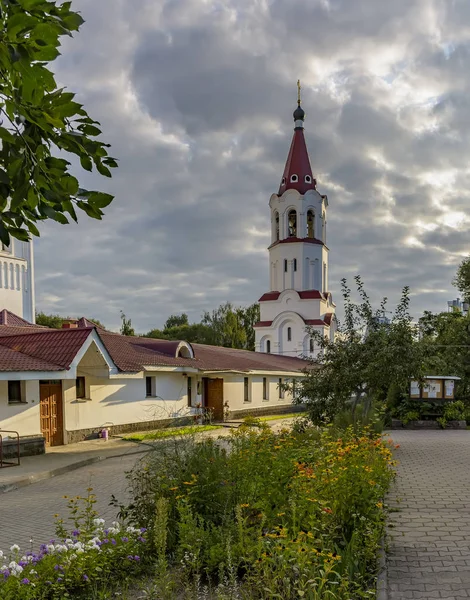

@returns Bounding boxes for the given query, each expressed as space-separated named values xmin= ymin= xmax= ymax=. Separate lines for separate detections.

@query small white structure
xmin=0 ymin=239 xmax=35 ymax=323
xmin=255 ymin=86 xmax=336 ymax=358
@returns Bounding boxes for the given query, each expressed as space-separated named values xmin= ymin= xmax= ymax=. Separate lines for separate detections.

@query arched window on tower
xmin=266 ymin=340 xmax=271 ymax=354
xmin=287 ymin=210 xmax=297 ymax=237
xmin=307 ymin=210 xmax=315 ymax=239
xmin=275 ymin=211 xmax=280 ymax=241
xmin=287 ymin=327 xmax=292 ymax=342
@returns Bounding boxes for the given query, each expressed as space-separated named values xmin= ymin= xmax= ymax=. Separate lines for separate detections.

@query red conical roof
xmin=278 ymin=112 xmax=316 ymax=196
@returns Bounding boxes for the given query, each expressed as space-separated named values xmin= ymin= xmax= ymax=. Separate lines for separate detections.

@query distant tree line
xmin=35 ymin=301 xmax=260 ymax=351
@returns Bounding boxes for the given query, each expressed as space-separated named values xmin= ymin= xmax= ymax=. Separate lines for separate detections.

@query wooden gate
xmin=40 ymin=382 xmax=64 ymax=446
xmin=206 ymin=378 xmax=224 ymax=421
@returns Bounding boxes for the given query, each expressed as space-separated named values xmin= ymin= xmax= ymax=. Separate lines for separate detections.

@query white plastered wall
xmin=221 ymin=373 xmax=296 ymax=412
xmin=0 ymin=380 xmax=41 ymax=436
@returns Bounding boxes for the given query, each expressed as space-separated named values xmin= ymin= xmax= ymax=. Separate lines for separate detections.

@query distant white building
xmin=447 ymin=298 xmax=468 ymax=316
xmin=0 ymin=240 xmax=35 ymax=323
xmin=254 ymin=88 xmax=336 ymax=358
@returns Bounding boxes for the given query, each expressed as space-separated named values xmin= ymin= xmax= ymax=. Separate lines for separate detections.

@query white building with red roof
xmin=255 ymin=84 xmax=336 ymax=357
xmin=0 ymin=312 xmax=307 ymax=450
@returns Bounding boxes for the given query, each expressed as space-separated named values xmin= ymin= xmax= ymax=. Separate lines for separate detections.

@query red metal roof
xmin=258 ymin=292 xmax=281 ymax=302
xmin=259 ymin=290 xmax=325 ymax=302
xmin=0 ymin=310 xmax=45 ymax=328
xmin=278 ymin=128 xmax=316 ymax=195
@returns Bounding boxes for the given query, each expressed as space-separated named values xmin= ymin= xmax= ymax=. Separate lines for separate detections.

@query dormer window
xmin=281 ymin=177 xmax=286 ymax=186
xmin=290 ymin=174 xmax=298 ymax=183
xmin=305 ymin=175 xmax=312 ymax=183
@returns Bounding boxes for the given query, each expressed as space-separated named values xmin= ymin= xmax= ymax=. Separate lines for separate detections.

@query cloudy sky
xmin=35 ymin=0 xmax=470 ymax=332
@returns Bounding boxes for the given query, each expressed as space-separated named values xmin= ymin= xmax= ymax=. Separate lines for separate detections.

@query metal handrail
xmin=0 ymin=430 xmax=20 ymax=468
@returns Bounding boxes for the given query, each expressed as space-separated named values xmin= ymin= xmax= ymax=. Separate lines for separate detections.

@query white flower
xmin=46 ymin=544 xmax=55 ymax=554
xmin=75 ymin=547 xmax=84 ymax=554
xmin=0 ymin=550 xmax=3 ymax=559
xmin=30 ymin=569 xmax=37 ymax=575
xmin=93 ymin=518 xmax=105 ymax=527
xmin=9 ymin=545 xmax=20 ymax=553
xmin=64 ymin=539 xmax=73 ymax=545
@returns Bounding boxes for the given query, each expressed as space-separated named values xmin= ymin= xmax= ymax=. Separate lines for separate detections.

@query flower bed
xmin=0 ymin=492 xmax=147 ymax=600
xmin=119 ymin=424 xmax=396 ymax=599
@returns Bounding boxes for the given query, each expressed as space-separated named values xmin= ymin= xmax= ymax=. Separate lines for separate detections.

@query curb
xmin=376 ymin=533 xmax=388 ymax=600
xmin=0 ymin=445 xmax=151 ymax=494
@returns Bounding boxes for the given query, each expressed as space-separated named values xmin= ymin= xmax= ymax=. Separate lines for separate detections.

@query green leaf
xmin=77 ymin=200 xmax=103 ymax=220
xmin=0 ymin=127 xmax=16 ymax=144
xmin=9 ymin=227 xmax=31 ymax=242
xmin=78 ymin=124 xmax=102 ymax=136
xmin=61 ymin=175 xmax=79 ymax=195
xmin=95 ymin=162 xmax=112 ymax=178
xmin=26 ymin=220 xmax=40 ymax=237
xmin=88 ymin=192 xmax=114 ymax=209
xmin=0 ymin=221 xmax=10 ymax=246
xmin=80 ymin=155 xmax=93 ymax=172
xmin=41 ymin=205 xmax=69 ymax=224
xmin=7 ymin=13 xmax=37 ymax=40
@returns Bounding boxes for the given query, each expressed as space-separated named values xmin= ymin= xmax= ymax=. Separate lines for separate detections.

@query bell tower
xmin=254 ymin=83 xmax=335 ymax=358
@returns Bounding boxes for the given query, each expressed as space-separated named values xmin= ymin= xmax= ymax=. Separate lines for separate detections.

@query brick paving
xmin=387 ymin=429 xmax=470 ymax=599
xmin=0 ymin=452 xmax=142 ymax=553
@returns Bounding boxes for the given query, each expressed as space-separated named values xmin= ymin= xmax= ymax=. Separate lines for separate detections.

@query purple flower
xmin=57 ymin=577 xmax=63 ymax=583
xmin=54 ymin=565 xmax=60 ymax=571
xmin=49 ymin=540 xmax=55 ymax=545
xmin=137 ymin=536 xmax=146 ymax=543
xmin=18 ymin=560 xmax=27 ymax=567
xmin=83 ymin=574 xmax=89 ymax=582
xmin=127 ymin=555 xmax=134 ymax=560
xmin=104 ymin=529 xmax=109 ymax=535
xmin=102 ymin=539 xmax=109 ymax=544
xmin=111 ymin=539 xmax=116 ymax=545
xmin=3 ymin=569 xmax=10 ymax=579
xmin=140 ymin=528 xmax=147 ymax=533
xmin=134 ymin=555 xmax=140 ymax=561
xmin=21 ymin=578 xmax=30 ymax=585
xmin=121 ymin=537 xmax=129 ymax=543
xmin=72 ymin=530 xmax=80 ymax=537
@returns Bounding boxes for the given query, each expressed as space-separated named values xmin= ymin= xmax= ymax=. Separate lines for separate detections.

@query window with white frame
xmin=146 ymin=376 xmax=156 ymax=397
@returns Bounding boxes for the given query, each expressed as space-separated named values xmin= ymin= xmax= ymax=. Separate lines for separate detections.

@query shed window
xmin=244 ymin=377 xmax=250 ymax=402
xmin=146 ymin=376 xmax=155 ymax=397
xmin=8 ymin=381 xmax=23 ymax=404
xmin=76 ymin=376 xmax=86 ymax=399
xmin=187 ymin=376 xmax=192 ymax=407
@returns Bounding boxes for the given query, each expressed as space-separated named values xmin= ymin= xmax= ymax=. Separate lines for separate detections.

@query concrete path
xmin=386 ymin=429 xmax=470 ymax=600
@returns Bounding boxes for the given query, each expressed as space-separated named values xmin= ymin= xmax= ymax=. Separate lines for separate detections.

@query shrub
xmin=118 ymin=425 xmax=395 ymax=598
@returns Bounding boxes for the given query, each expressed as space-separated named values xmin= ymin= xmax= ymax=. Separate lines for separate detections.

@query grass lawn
xmin=122 ymin=424 xmax=221 ymax=442
xmin=256 ymin=411 xmax=306 ymax=421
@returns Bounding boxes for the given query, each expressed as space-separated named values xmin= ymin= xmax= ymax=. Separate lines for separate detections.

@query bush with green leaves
xmin=0 ymin=0 xmax=117 ymax=244
xmin=116 ymin=425 xmax=395 ymax=599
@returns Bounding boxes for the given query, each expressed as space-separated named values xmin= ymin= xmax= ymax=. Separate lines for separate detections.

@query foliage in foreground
xmin=0 ymin=490 xmax=146 ymax=599
xmin=0 ymin=0 xmax=117 ymax=244
xmin=116 ymin=424 xmax=395 ymax=599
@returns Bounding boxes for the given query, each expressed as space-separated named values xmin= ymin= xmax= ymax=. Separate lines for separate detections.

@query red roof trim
xmin=298 ymin=290 xmax=323 ymax=299
xmin=258 ymin=292 xmax=281 ymax=302
xmin=305 ymin=319 xmax=328 ymax=326
xmin=253 ymin=321 xmax=273 ymax=328
xmin=268 ymin=237 xmax=324 ymax=250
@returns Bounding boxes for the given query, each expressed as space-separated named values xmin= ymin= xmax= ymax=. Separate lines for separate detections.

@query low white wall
xmin=64 ymin=372 xmax=190 ymax=434
xmin=0 ymin=380 xmax=41 ymax=437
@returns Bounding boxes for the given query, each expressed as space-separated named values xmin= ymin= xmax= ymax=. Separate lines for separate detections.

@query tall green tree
xmin=120 ymin=311 xmax=134 ymax=336
xmin=294 ymin=277 xmax=424 ymax=425
xmin=453 ymin=256 xmax=470 ymax=303
xmin=146 ymin=323 xmax=215 ymax=345
xmin=164 ymin=313 xmax=188 ymax=330
xmin=0 ymin=0 xmax=117 ymax=244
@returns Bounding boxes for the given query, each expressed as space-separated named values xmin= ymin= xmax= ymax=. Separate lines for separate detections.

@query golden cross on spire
xmin=297 ymin=79 xmax=301 ymax=105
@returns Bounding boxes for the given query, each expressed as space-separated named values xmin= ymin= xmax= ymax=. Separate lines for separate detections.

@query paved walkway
xmin=386 ymin=429 xmax=470 ymax=600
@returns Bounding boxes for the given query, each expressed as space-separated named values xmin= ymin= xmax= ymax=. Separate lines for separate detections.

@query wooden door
xmin=40 ymin=382 xmax=64 ymax=446
xmin=206 ymin=378 xmax=224 ymax=421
